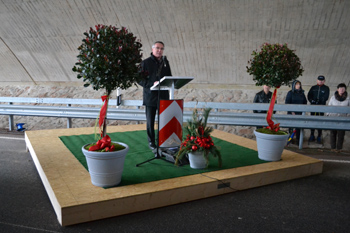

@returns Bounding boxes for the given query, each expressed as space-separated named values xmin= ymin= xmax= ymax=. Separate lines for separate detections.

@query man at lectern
xmin=138 ymin=41 xmax=172 ymax=150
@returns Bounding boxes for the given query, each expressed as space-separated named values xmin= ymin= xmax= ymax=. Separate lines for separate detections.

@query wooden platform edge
xmin=24 ymin=126 xmax=323 ymax=226
xmin=25 ymin=133 xmax=63 ymax=222
xmin=60 ymin=160 xmax=322 ymax=226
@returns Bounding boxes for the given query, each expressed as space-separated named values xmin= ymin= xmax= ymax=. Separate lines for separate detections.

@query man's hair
xmin=152 ymin=41 xmax=164 ymax=48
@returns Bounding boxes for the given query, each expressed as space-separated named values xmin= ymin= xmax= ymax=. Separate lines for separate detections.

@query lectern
xmin=151 ymin=76 xmax=194 ymax=148
xmin=136 ymin=76 xmax=193 ymax=166
xmin=150 ymin=76 xmax=194 ymax=100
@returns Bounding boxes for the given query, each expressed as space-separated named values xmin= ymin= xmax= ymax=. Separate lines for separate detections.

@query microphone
xmin=163 ymin=56 xmax=166 ymax=67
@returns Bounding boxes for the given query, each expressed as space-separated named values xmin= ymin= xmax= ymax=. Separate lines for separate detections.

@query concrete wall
xmin=0 ymin=0 xmax=349 ymax=88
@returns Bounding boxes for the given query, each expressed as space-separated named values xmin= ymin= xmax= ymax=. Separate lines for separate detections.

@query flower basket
xmin=82 ymin=142 xmax=129 ymax=187
xmin=175 ymin=108 xmax=222 ymax=168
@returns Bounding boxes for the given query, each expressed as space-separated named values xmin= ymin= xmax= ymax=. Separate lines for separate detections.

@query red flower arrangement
xmin=175 ymin=108 xmax=222 ymax=167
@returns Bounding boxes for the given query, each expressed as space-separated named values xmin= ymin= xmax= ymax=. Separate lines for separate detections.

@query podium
xmin=151 ymin=76 xmax=193 ymax=148
xmin=150 ymin=76 xmax=194 ymax=99
xmin=136 ymin=77 xmax=193 ymax=166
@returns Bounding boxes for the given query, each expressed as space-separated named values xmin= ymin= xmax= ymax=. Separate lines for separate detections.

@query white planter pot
xmin=188 ymin=151 xmax=207 ymax=169
xmin=254 ymin=130 xmax=289 ymax=161
xmin=82 ymin=142 xmax=129 ymax=188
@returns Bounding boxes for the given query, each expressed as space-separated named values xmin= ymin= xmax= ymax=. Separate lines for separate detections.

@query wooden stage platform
xmin=25 ymin=124 xmax=323 ymax=226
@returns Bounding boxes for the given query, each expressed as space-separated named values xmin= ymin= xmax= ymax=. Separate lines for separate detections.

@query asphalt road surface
xmin=1 ymin=130 xmax=350 ymax=233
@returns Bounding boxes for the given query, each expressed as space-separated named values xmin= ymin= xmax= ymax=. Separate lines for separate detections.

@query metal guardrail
xmin=1 ymin=97 xmax=349 ymax=149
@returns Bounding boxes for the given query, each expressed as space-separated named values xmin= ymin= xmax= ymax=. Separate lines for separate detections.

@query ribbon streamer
xmin=99 ymin=95 xmax=109 ymax=129
xmin=266 ymin=87 xmax=280 ymax=132
xmin=89 ymin=95 xmax=113 ymax=151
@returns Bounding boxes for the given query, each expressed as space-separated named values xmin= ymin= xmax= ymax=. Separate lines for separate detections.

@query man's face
xmin=317 ymin=79 xmax=325 ymax=86
xmin=152 ymin=43 xmax=164 ymax=59
xmin=263 ymin=85 xmax=271 ymax=93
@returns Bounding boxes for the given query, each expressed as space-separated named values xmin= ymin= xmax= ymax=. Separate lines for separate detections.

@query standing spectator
xmin=285 ymin=80 xmax=307 ymax=144
xmin=327 ymin=83 xmax=350 ymax=152
xmin=307 ymin=75 xmax=330 ymax=143
xmin=253 ymin=85 xmax=273 ymax=128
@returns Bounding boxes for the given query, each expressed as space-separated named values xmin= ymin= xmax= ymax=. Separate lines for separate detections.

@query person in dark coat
xmin=253 ymin=85 xmax=273 ymax=113
xmin=253 ymin=85 xmax=273 ymax=128
xmin=307 ymin=75 xmax=330 ymax=143
xmin=285 ymin=80 xmax=307 ymax=144
xmin=138 ymin=41 xmax=172 ymax=150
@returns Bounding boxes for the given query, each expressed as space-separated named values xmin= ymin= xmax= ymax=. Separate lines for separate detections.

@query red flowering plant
xmin=246 ymin=43 xmax=304 ymax=134
xmin=175 ymin=108 xmax=222 ymax=167
xmin=72 ymin=24 xmax=145 ymax=152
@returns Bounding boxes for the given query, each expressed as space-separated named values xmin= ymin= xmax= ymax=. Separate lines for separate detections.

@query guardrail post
xmin=116 ymin=88 xmax=121 ymax=108
xmin=137 ymin=105 xmax=141 ymax=124
xmin=8 ymin=102 xmax=14 ymax=131
xmin=67 ymin=104 xmax=72 ymax=128
xmin=299 ymin=129 xmax=304 ymax=149
xmin=299 ymin=112 xmax=305 ymax=149
xmin=214 ymin=108 xmax=218 ymax=129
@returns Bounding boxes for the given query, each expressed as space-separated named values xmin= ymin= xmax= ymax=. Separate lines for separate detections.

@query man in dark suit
xmin=138 ymin=41 xmax=172 ymax=150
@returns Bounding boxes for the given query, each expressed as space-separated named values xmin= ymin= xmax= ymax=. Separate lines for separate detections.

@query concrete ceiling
xmin=0 ymin=0 xmax=349 ymax=88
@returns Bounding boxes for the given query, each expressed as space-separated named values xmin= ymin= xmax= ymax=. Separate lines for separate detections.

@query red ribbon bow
xmin=88 ymin=135 xmax=115 ymax=151
xmin=266 ymin=123 xmax=280 ymax=132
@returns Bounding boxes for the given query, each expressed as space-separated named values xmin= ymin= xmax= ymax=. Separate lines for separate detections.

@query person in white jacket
xmin=327 ymin=83 xmax=350 ymax=152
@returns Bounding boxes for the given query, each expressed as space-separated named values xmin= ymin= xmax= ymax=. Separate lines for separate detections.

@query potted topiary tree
xmin=72 ymin=24 xmax=143 ymax=187
xmin=246 ymin=43 xmax=304 ymax=161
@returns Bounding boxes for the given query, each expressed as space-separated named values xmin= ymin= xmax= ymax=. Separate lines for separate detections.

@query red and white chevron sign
xmin=158 ymin=99 xmax=183 ymax=148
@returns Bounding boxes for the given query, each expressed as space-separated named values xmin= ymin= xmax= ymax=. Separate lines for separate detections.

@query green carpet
xmin=59 ymin=130 xmax=267 ymax=187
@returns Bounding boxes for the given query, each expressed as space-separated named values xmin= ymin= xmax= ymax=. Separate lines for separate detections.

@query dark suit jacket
xmin=138 ymin=53 xmax=172 ymax=107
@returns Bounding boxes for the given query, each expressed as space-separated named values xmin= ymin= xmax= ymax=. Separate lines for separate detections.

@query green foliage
xmin=256 ymin=128 xmax=288 ymax=135
xmin=246 ymin=43 xmax=304 ymax=88
xmin=175 ymin=108 xmax=222 ymax=167
xmin=185 ymin=108 xmax=212 ymax=137
xmin=72 ymin=24 xmax=143 ymax=95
